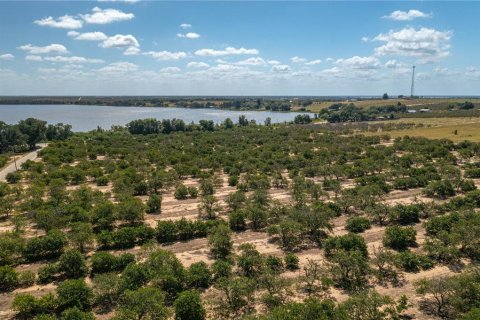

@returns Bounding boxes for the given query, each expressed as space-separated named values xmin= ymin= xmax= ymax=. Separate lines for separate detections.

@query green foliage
xmin=174 ymin=184 xmax=189 ymax=200
xmin=284 ymin=253 xmax=300 ymax=271
xmin=116 ymin=196 xmax=145 ymax=225
xmin=6 ymin=171 xmax=22 ymax=184
xmin=383 ymin=226 xmax=417 ymax=251
xmin=60 ymin=307 xmax=95 ymax=320
xmin=208 ymin=224 xmax=233 ymax=260
xmin=174 ymin=290 xmax=206 ymax=320
xmin=187 ymin=262 xmax=211 ymax=289
xmin=117 ymin=286 xmax=170 ymax=320
xmin=0 ymin=265 xmax=19 ymax=291
xmin=23 ymin=229 xmax=67 ymax=262
xmin=394 ymin=251 xmax=434 ymax=272
xmin=345 ymin=217 xmax=371 ymax=233
xmin=56 ymin=279 xmax=93 ymax=311
xmin=324 ymin=233 xmax=369 ymax=259
xmin=57 ymin=249 xmax=88 ymax=279
xmin=146 ymin=193 xmax=162 ymax=214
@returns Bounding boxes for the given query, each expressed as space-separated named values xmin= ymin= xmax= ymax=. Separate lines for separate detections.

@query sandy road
xmin=0 ymin=143 xmax=47 ymax=182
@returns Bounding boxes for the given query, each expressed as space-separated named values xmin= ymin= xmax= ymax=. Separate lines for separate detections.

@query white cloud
xmin=160 ymin=67 xmax=181 ymax=73
xmin=187 ymin=61 xmax=210 ymax=69
xmin=383 ymin=9 xmax=431 ymax=21
xmin=373 ymin=27 xmax=453 ymax=63
xmin=326 ymin=58 xmax=334 ymax=62
xmin=44 ymin=56 xmax=104 ymax=64
xmin=267 ymin=60 xmax=280 ymax=65
xmin=100 ymin=34 xmax=139 ymax=48
xmin=210 ymin=64 xmax=248 ymax=73
xmin=195 ymin=47 xmax=259 ymax=56
xmin=0 ymin=53 xmax=14 ymax=61
xmin=335 ymin=56 xmax=380 ymax=69
xmin=34 ymin=15 xmax=83 ymax=29
xmin=361 ymin=37 xmax=370 ymax=42
xmin=99 ymin=62 xmax=138 ymax=73
xmin=124 ymin=47 xmax=141 ymax=56
xmin=81 ymin=7 xmax=134 ymax=24
xmin=180 ymin=23 xmax=192 ymax=29
xmin=25 ymin=55 xmax=43 ymax=61
xmin=236 ymin=57 xmax=266 ymax=66
xmin=18 ymin=44 xmax=69 ymax=55
xmin=176 ymin=32 xmax=200 ymax=39
xmin=271 ymin=64 xmax=291 ymax=73
xmin=305 ymin=59 xmax=322 ymax=65
xmin=69 ymin=31 xmax=108 ymax=41
xmin=143 ymin=51 xmax=187 ymax=60
xmin=291 ymin=56 xmax=307 ymax=63
xmin=465 ymin=67 xmax=480 ymax=81
xmin=385 ymin=59 xmax=407 ymax=69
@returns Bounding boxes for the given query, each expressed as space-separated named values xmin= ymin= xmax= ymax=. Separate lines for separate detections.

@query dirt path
xmin=0 ymin=143 xmax=47 ymax=182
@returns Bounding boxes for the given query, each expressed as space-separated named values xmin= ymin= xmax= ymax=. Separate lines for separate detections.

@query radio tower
xmin=410 ymin=65 xmax=415 ymax=98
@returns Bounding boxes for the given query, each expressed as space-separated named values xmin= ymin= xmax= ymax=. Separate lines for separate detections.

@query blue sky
xmin=0 ymin=1 xmax=479 ymax=96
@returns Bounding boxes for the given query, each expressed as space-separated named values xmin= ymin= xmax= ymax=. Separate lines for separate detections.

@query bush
xmin=383 ymin=226 xmax=417 ymax=251
xmin=146 ymin=193 xmax=162 ymax=214
xmin=96 ymin=176 xmax=109 ymax=186
xmin=61 ymin=307 xmax=95 ymax=320
xmin=188 ymin=187 xmax=198 ymax=198
xmin=0 ymin=266 xmax=19 ymax=292
xmin=6 ymin=171 xmax=22 ymax=184
xmin=23 ymin=229 xmax=67 ymax=262
xmin=390 ymin=204 xmax=420 ymax=225
xmin=56 ymin=279 xmax=93 ymax=311
xmin=174 ymin=290 xmax=206 ymax=320
xmin=38 ymin=264 xmax=59 ymax=284
xmin=18 ymin=270 xmax=36 ymax=287
xmin=187 ymin=262 xmax=211 ymax=289
xmin=211 ymin=260 xmax=232 ymax=281
xmin=266 ymin=255 xmax=284 ymax=273
xmin=57 ymin=250 xmax=88 ymax=279
xmin=324 ymin=233 xmax=369 ymax=258
xmin=284 ymin=253 xmax=300 ymax=271
xmin=424 ymin=180 xmax=455 ymax=199
xmin=345 ymin=217 xmax=371 ymax=233
xmin=229 ymin=211 xmax=246 ymax=231
xmin=395 ymin=251 xmax=434 ymax=272
xmin=174 ymin=184 xmax=189 ymax=200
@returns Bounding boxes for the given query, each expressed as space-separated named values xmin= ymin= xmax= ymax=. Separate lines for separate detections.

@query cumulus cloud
xmin=159 ymin=67 xmax=181 ymax=73
xmin=187 ymin=61 xmax=210 ymax=69
xmin=465 ymin=67 xmax=480 ymax=81
xmin=335 ymin=56 xmax=381 ymax=69
xmin=195 ymin=47 xmax=259 ymax=56
xmin=291 ymin=56 xmax=307 ymax=63
xmin=81 ymin=7 xmax=134 ymax=24
xmin=0 ymin=53 xmax=14 ymax=60
xmin=18 ymin=44 xmax=69 ymax=55
xmin=98 ymin=0 xmax=140 ymax=3
xmin=305 ymin=59 xmax=322 ymax=65
xmin=177 ymin=32 xmax=200 ymax=39
xmin=124 ymin=47 xmax=141 ymax=56
xmin=180 ymin=23 xmax=192 ymax=29
xmin=24 ymin=55 xmax=104 ymax=64
xmin=385 ymin=59 xmax=407 ymax=69
xmin=34 ymin=15 xmax=83 ymax=29
xmin=100 ymin=34 xmax=139 ymax=48
xmin=271 ymin=64 xmax=291 ymax=73
xmin=267 ymin=60 xmax=281 ymax=65
xmin=99 ymin=61 xmax=138 ymax=73
xmin=236 ymin=57 xmax=266 ymax=66
xmin=68 ymin=31 xmax=108 ymax=41
xmin=383 ymin=9 xmax=431 ymax=21
xmin=372 ymin=27 xmax=453 ymax=63
xmin=143 ymin=51 xmax=188 ymax=60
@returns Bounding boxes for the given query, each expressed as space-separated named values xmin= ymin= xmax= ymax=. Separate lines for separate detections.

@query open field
xmin=367 ymin=117 xmax=480 ymax=142
xmin=306 ymin=98 xmax=480 ymax=113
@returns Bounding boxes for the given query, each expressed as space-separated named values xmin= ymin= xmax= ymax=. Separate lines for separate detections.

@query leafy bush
xmin=324 ymin=233 xmax=369 ymax=258
xmin=0 ymin=266 xmax=19 ymax=292
xmin=174 ymin=290 xmax=206 ymax=320
xmin=57 ymin=250 xmax=88 ymax=279
xmin=395 ymin=251 xmax=434 ymax=272
xmin=174 ymin=184 xmax=189 ymax=200
xmin=56 ymin=279 xmax=93 ymax=311
xmin=284 ymin=253 xmax=300 ymax=271
xmin=383 ymin=226 xmax=417 ymax=251
xmin=6 ymin=171 xmax=22 ymax=184
xmin=345 ymin=217 xmax=371 ymax=233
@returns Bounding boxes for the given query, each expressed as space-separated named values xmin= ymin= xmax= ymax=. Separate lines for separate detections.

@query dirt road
xmin=0 ymin=143 xmax=47 ymax=182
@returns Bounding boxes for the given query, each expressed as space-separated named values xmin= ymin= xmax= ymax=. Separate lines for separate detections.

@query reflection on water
xmin=0 ymin=105 xmax=311 ymax=132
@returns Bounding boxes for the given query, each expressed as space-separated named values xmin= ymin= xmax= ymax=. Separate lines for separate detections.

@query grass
xmin=368 ymin=117 xmax=480 ymax=142
xmin=306 ymin=98 xmax=480 ymax=113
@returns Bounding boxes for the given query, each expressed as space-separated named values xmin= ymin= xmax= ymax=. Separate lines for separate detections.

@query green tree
xmin=174 ymin=290 xmax=206 ymax=320
xmin=208 ymin=224 xmax=233 ymax=259
xmin=117 ymin=197 xmax=145 ymax=225
xmin=383 ymin=226 xmax=417 ymax=251
xmin=18 ymin=118 xmax=47 ymax=150
xmin=56 ymin=279 xmax=93 ymax=311
xmin=57 ymin=249 xmax=88 ymax=279
xmin=68 ymin=222 xmax=94 ymax=253
xmin=0 ymin=266 xmax=19 ymax=292
xmin=117 ymin=287 xmax=170 ymax=320
xmin=146 ymin=193 xmax=162 ymax=214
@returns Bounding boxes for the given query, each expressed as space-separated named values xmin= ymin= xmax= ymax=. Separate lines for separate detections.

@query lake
xmin=0 ymin=105 xmax=311 ymax=132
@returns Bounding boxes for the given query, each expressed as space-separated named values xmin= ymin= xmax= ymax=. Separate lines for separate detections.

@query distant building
xmin=420 ymin=108 xmax=431 ymax=113
xmin=407 ymin=109 xmax=417 ymax=113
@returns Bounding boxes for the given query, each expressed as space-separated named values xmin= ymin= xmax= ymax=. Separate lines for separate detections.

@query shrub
xmin=188 ymin=187 xmax=198 ymax=198
xmin=324 ymin=233 xmax=369 ymax=259
xmin=96 ymin=176 xmax=109 ymax=186
xmin=0 ymin=266 xmax=19 ymax=292
xmin=390 ymin=204 xmax=420 ymax=225
xmin=56 ymin=279 xmax=93 ymax=311
xmin=229 ymin=211 xmax=246 ymax=231
xmin=208 ymin=224 xmax=233 ymax=259
xmin=146 ymin=193 xmax=162 ymax=214
xmin=211 ymin=260 xmax=232 ymax=281
xmin=38 ymin=264 xmax=59 ymax=284
xmin=395 ymin=251 xmax=434 ymax=272
xmin=23 ymin=229 xmax=67 ymax=262
xmin=60 ymin=307 xmax=95 ymax=320
xmin=266 ymin=255 xmax=284 ymax=273
xmin=284 ymin=253 xmax=300 ymax=271
xmin=174 ymin=290 xmax=206 ymax=320
xmin=18 ymin=270 xmax=36 ymax=287
xmin=91 ymin=252 xmax=117 ymax=275
xmin=57 ymin=250 xmax=88 ymax=279
xmin=424 ymin=180 xmax=455 ymax=199
xmin=187 ymin=262 xmax=211 ymax=289
xmin=6 ymin=171 xmax=22 ymax=184
xmin=174 ymin=184 xmax=189 ymax=200
xmin=345 ymin=217 xmax=371 ymax=233
xmin=383 ymin=226 xmax=417 ymax=251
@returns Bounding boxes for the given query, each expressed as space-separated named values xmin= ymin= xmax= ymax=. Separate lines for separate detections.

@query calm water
xmin=0 ymin=105 xmax=311 ymax=132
